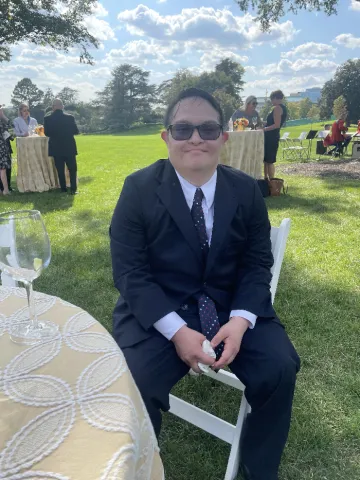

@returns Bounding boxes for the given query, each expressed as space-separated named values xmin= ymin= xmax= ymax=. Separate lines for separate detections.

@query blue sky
xmin=1 ymin=0 xmax=360 ymax=106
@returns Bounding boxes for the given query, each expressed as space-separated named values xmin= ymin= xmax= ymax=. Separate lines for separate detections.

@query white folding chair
xmin=169 ymin=218 xmax=291 ymax=480
xmin=0 ymin=221 xmax=18 ymax=287
xmin=282 ymin=132 xmax=309 ymax=161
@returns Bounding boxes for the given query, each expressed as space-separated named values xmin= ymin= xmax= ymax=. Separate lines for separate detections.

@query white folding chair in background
xmin=279 ymin=132 xmax=291 ymax=159
xmin=169 ymin=218 xmax=292 ymax=480
xmin=0 ymin=220 xmax=18 ymax=287
xmin=282 ymin=131 xmax=308 ymax=161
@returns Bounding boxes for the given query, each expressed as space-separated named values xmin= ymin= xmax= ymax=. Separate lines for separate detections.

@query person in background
xmin=231 ymin=96 xmax=262 ymax=130
xmin=263 ymin=90 xmax=287 ymax=180
xmin=0 ymin=107 xmax=12 ymax=195
xmin=323 ymin=119 xmax=352 ymax=156
xmin=44 ymin=98 xmax=79 ymax=194
xmin=13 ymin=104 xmax=38 ymax=137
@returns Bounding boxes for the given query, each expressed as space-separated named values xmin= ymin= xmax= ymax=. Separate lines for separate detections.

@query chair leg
xmin=224 ymin=395 xmax=250 ymax=480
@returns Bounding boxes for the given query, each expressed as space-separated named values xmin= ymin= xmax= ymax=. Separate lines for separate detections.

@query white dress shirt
xmin=13 ymin=116 xmax=38 ymax=137
xmin=153 ymin=169 xmax=257 ymax=340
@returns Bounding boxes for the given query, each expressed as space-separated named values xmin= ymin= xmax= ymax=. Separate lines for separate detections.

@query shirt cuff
xmin=230 ymin=310 xmax=257 ymax=329
xmin=153 ymin=312 xmax=187 ymax=340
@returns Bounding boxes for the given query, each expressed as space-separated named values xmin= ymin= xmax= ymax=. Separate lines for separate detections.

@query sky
xmin=1 ymin=0 xmax=360 ymax=106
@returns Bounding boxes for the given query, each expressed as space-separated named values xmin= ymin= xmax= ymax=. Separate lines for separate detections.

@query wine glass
xmin=0 ymin=210 xmax=59 ymax=344
xmin=252 ymin=116 xmax=258 ymax=130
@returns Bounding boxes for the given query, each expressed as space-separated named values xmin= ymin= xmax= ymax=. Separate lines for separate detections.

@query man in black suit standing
xmin=44 ymin=98 xmax=79 ymax=194
xmin=110 ymin=88 xmax=300 ymax=480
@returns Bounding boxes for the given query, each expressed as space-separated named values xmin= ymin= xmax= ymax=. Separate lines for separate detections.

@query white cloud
xmin=83 ymin=17 xmax=116 ymax=42
xmin=245 ymin=66 xmax=257 ymax=75
xmin=334 ymin=33 xmax=360 ymax=49
xmin=261 ymin=58 xmax=337 ymax=76
xmin=282 ymin=42 xmax=337 ymax=59
xmin=104 ymin=40 xmax=178 ymax=67
xmin=249 ymin=75 xmax=327 ymax=94
xmin=157 ymin=0 xmax=167 ymax=3
xmin=117 ymin=5 xmax=298 ymax=49
xmin=75 ymin=67 xmax=112 ymax=79
xmin=199 ymin=49 xmax=248 ymax=71
xmin=91 ymin=2 xmax=108 ymax=17
xmin=349 ymin=0 xmax=360 ymax=11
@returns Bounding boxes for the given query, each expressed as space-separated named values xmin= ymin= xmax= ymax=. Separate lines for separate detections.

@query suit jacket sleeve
xmin=231 ymin=181 xmax=275 ymax=318
xmin=71 ymin=116 xmax=79 ymax=135
xmin=110 ymin=175 xmax=177 ymax=330
xmin=44 ymin=116 xmax=53 ymax=137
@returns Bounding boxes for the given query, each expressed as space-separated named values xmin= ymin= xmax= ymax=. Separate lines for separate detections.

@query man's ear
xmin=223 ymin=131 xmax=229 ymax=143
xmin=161 ymin=130 xmax=168 ymax=143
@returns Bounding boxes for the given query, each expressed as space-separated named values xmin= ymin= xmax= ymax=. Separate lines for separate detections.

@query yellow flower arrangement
xmin=233 ymin=118 xmax=249 ymax=131
xmin=35 ymin=125 xmax=45 ymax=136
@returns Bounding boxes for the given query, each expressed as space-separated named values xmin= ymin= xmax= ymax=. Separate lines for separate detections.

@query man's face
xmin=161 ymin=97 xmax=228 ymax=176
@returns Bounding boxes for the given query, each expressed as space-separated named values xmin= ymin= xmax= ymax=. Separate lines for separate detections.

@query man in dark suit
xmin=110 ymin=88 xmax=300 ymax=480
xmin=44 ymin=98 xmax=79 ymax=194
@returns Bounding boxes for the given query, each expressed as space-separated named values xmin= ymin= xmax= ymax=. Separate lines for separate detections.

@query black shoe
xmin=70 ymin=190 xmax=78 ymax=195
xmin=60 ymin=188 xmax=67 ymax=193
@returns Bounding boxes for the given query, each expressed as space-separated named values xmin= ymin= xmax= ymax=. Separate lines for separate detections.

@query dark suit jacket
xmin=110 ymin=159 xmax=276 ymax=348
xmin=44 ymin=110 xmax=79 ymax=157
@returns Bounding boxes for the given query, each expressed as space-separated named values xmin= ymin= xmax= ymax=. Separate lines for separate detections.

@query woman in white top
xmin=13 ymin=104 xmax=38 ymax=137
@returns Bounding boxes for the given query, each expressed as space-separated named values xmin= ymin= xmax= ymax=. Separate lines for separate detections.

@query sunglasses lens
xmin=171 ymin=124 xmax=193 ymax=140
xmin=198 ymin=125 xmax=221 ymax=140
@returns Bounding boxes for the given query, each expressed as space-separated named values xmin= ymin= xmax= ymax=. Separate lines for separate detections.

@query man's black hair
xmin=164 ymin=88 xmax=224 ymax=128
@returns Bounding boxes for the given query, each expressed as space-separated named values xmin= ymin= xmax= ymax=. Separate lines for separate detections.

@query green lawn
xmin=1 ymin=127 xmax=360 ymax=479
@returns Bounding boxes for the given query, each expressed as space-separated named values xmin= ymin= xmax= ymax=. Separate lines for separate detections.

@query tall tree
xmin=43 ymin=88 xmax=55 ymax=110
xmin=11 ymin=78 xmax=44 ymax=109
xmin=307 ymin=105 xmax=320 ymax=120
xmin=235 ymin=0 xmax=340 ymax=31
xmin=157 ymin=69 xmax=197 ymax=108
xmin=260 ymin=100 xmax=272 ymax=120
xmin=56 ymin=87 xmax=79 ymax=107
xmin=97 ymin=64 xmax=156 ymax=131
xmin=319 ymin=59 xmax=360 ymax=123
xmin=286 ymin=101 xmax=300 ymax=121
xmin=215 ymin=58 xmax=245 ymax=101
xmin=298 ymin=98 xmax=312 ymax=118
xmin=333 ymin=95 xmax=348 ymax=121
xmin=0 ymin=0 xmax=99 ymax=64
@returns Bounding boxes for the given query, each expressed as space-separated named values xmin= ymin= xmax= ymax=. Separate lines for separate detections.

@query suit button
xmin=180 ymin=304 xmax=188 ymax=311
xmin=203 ymin=282 xmax=207 ymax=287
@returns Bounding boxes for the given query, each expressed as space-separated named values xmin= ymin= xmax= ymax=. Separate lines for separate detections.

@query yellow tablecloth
xmin=0 ymin=287 xmax=164 ymax=480
xmin=16 ymin=137 xmax=59 ymax=193
xmin=220 ymin=130 xmax=264 ymax=179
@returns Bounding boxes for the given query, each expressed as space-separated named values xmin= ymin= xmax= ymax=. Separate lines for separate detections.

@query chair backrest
xmin=0 ymin=222 xmax=17 ymax=287
xmin=298 ymin=131 xmax=307 ymax=141
xmin=269 ymin=218 xmax=291 ymax=303
xmin=281 ymin=132 xmax=290 ymax=140
xmin=317 ymin=130 xmax=327 ymax=139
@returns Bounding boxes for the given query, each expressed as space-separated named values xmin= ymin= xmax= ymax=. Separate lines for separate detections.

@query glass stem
xmin=25 ymin=281 xmax=38 ymax=329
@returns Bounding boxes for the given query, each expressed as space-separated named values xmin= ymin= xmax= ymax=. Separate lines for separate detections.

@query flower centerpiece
xmin=233 ymin=118 xmax=249 ymax=131
xmin=34 ymin=125 xmax=45 ymax=136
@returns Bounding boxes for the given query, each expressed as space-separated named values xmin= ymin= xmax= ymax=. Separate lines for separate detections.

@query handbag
xmin=267 ymin=177 xmax=287 ymax=196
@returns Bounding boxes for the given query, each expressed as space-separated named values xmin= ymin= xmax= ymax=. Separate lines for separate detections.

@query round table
xmin=16 ymin=137 xmax=60 ymax=193
xmin=220 ymin=130 xmax=264 ymax=179
xmin=0 ymin=287 xmax=164 ymax=480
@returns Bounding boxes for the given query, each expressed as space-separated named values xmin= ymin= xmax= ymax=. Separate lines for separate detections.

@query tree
xmin=215 ymin=58 xmax=245 ymax=101
xmin=157 ymin=69 xmax=198 ymax=107
xmin=308 ymin=105 xmax=320 ymax=120
xmin=286 ymin=102 xmax=300 ymax=120
xmin=56 ymin=87 xmax=79 ymax=107
xmin=97 ymin=64 xmax=156 ymax=131
xmin=319 ymin=59 xmax=360 ymax=123
xmin=0 ymin=0 xmax=99 ymax=64
xmin=298 ymin=98 xmax=312 ymax=118
xmin=235 ymin=0 xmax=340 ymax=31
xmin=333 ymin=95 xmax=348 ymax=120
xmin=11 ymin=78 xmax=44 ymax=109
xmin=43 ymin=88 xmax=55 ymax=110
xmin=260 ymin=100 xmax=272 ymax=120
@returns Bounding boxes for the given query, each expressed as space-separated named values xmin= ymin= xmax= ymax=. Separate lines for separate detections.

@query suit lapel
xmin=205 ymin=167 xmax=239 ymax=278
xmin=156 ymin=161 xmax=204 ymax=267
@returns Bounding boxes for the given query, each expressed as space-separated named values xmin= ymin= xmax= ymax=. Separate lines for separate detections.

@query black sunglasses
xmin=252 ymin=102 xmax=258 ymax=105
xmin=167 ymin=123 xmax=223 ymax=141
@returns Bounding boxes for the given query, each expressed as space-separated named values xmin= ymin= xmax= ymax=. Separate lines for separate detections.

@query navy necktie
xmin=191 ymin=188 xmax=223 ymax=359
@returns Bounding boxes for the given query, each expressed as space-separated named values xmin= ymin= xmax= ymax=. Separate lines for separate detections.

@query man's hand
xmin=211 ymin=317 xmax=250 ymax=370
xmin=171 ymin=326 xmax=215 ymax=373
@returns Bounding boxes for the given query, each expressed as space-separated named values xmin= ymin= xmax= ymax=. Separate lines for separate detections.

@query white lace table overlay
xmin=220 ymin=130 xmax=264 ymax=179
xmin=0 ymin=287 xmax=164 ymax=480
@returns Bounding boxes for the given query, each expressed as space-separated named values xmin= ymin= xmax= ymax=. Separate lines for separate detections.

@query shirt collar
xmin=175 ymin=169 xmax=217 ymax=210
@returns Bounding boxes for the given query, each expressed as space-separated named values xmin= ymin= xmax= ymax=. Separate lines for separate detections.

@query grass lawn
xmin=1 ymin=126 xmax=360 ymax=479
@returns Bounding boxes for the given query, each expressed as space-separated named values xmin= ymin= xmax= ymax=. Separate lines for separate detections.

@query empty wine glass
xmin=0 ymin=210 xmax=59 ymax=344
xmin=252 ymin=116 xmax=258 ymax=130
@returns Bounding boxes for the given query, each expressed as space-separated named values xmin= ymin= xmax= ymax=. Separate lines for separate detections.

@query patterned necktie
xmin=191 ymin=188 xmax=223 ymax=359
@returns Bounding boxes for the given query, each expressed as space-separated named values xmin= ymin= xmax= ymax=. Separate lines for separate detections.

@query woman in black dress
xmin=0 ymin=107 xmax=12 ymax=195
xmin=263 ymin=90 xmax=287 ymax=179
